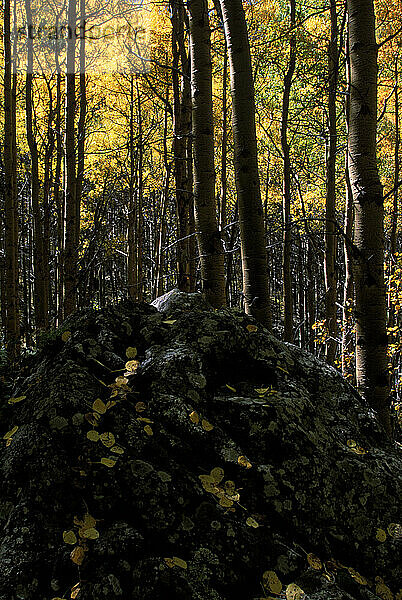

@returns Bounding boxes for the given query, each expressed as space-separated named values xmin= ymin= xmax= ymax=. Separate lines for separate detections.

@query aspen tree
xmin=188 ymin=0 xmax=226 ymax=307
xmin=347 ymin=0 xmax=390 ymax=434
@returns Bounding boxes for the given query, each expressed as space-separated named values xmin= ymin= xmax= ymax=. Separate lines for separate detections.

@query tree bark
xmin=188 ymin=0 xmax=226 ymax=308
xmin=25 ymin=0 xmax=48 ymax=333
xmin=76 ymin=0 xmax=87 ymax=307
xmin=342 ymin=29 xmax=355 ymax=379
xmin=54 ymin=73 xmax=64 ymax=326
xmin=219 ymin=0 xmax=271 ymax=326
xmin=347 ymin=0 xmax=390 ymax=435
xmin=281 ymin=0 xmax=296 ymax=341
xmin=390 ymin=56 xmax=399 ymax=258
xmin=64 ymin=0 xmax=78 ymax=317
xmin=127 ymin=75 xmax=138 ymax=300
xmin=136 ymin=76 xmax=144 ymax=302
xmin=325 ymin=0 xmax=339 ymax=363
xmin=171 ymin=1 xmax=190 ymax=291
xmin=3 ymin=0 xmax=20 ymax=363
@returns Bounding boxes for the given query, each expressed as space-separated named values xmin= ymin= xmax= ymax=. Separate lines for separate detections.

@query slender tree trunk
xmin=41 ymin=81 xmax=54 ymax=330
xmin=342 ymin=165 xmax=355 ymax=378
xmin=154 ymin=89 xmax=171 ymax=298
xmin=171 ymin=0 xmax=192 ymax=292
xmin=220 ymin=44 xmax=228 ymax=233
xmin=347 ymin=0 xmax=390 ymax=435
xmin=325 ymin=0 xmax=339 ymax=363
xmin=188 ymin=0 xmax=226 ymax=307
xmin=136 ymin=77 xmax=144 ymax=301
xmin=76 ymin=0 xmax=87 ymax=307
xmin=281 ymin=0 xmax=296 ymax=341
xmin=25 ymin=0 xmax=48 ymax=333
xmin=127 ymin=75 xmax=137 ymax=300
xmin=307 ymin=238 xmax=315 ymax=353
xmin=64 ymin=0 xmax=78 ymax=317
xmin=55 ymin=73 xmax=64 ymax=325
xmin=297 ymin=231 xmax=305 ymax=348
xmin=219 ymin=0 xmax=271 ymax=326
xmin=3 ymin=0 xmax=20 ymax=363
xmin=342 ymin=30 xmax=355 ymax=379
xmin=390 ymin=56 xmax=399 ymax=258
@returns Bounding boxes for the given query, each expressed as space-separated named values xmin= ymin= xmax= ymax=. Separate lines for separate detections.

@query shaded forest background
xmin=0 ymin=0 xmax=401 ymax=432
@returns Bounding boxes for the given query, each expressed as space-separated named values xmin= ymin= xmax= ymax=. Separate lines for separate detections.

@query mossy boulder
xmin=0 ymin=291 xmax=401 ymax=600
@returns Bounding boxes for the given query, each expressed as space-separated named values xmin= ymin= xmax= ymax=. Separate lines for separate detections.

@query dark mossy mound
xmin=0 ymin=290 xmax=401 ymax=600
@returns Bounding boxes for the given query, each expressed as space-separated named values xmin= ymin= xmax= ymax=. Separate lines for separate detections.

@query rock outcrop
xmin=0 ymin=290 xmax=401 ymax=600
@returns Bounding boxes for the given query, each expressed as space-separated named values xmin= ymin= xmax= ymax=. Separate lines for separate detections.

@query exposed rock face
xmin=0 ymin=291 xmax=401 ymax=600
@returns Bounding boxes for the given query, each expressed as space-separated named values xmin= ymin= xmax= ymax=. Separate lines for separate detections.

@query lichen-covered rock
xmin=151 ymin=288 xmax=210 ymax=315
xmin=0 ymin=296 xmax=401 ymax=600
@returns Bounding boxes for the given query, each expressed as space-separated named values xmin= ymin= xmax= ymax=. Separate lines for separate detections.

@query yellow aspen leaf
xmin=199 ymin=475 xmax=215 ymax=492
xmin=3 ymin=426 xmax=18 ymax=440
xmin=246 ymin=517 xmax=259 ymax=528
xmin=63 ymin=530 xmax=77 ymax=545
xmin=219 ymin=496 xmax=233 ymax=507
xmin=201 ymin=419 xmax=214 ymax=431
xmin=92 ymin=398 xmax=107 ymax=414
xmin=106 ymin=400 xmax=117 ymax=410
xmin=5 ymin=439 xmax=12 ymax=447
xmin=135 ymin=401 xmax=147 ymax=412
xmin=70 ymin=545 xmax=85 ymax=565
xmin=163 ymin=320 xmax=177 ymax=325
xmin=375 ymin=583 xmax=394 ymax=600
xmin=247 ymin=324 xmax=258 ymax=332
xmin=100 ymin=432 xmax=115 ymax=448
xmin=307 ymin=553 xmax=322 ymax=570
xmin=226 ymin=384 xmax=237 ymax=392
xmin=61 ymin=330 xmax=71 ymax=342
xmin=164 ymin=557 xmax=175 ymax=568
xmin=172 ymin=556 xmax=187 ymax=569
xmin=144 ymin=425 xmax=153 ymax=436
xmin=348 ymin=568 xmax=368 ymax=585
xmin=8 ymin=395 xmax=26 ymax=404
xmin=125 ymin=360 xmax=139 ymax=372
xmin=238 ymin=455 xmax=252 ymax=469
xmin=255 ymin=388 xmax=269 ymax=395
xmin=87 ymin=430 xmax=99 ymax=442
xmin=347 ymin=439 xmax=357 ymax=448
xmin=110 ymin=390 xmax=119 ymax=398
xmin=84 ymin=513 xmax=96 ymax=526
xmin=137 ymin=417 xmax=153 ymax=424
xmin=376 ymin=528 xmax=387 ymax=542
xmin=224 ymin=480 xmax=236 ymax=492
xmin=126 ymin=346 xmax=138 ymax=359
xmin=189 ymin=411 xmax=199 ymax=424
xmin=286 ymin=583 xmax=305 ymax=599
xmin=85 ymin=412 xmax=100 ymax=426
xmin=387 ymin=523 xmax=402 ymax=538
xmin=210 ymin=467 xmax=224 ymax=483
xmin=115 ymin=376 xmax=128 ymax=387
xmin=100 ymin=457 xmax=117 ymax=468
xmin=111 ymin=445 xmax=125 ymax=454
xmin=263 ymin=570 xmax=282 ymax=595
xmin=79 ymin=527 xmax=99 ymax=540
xmin=71 ymin=582 xmax=80 ymax=599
